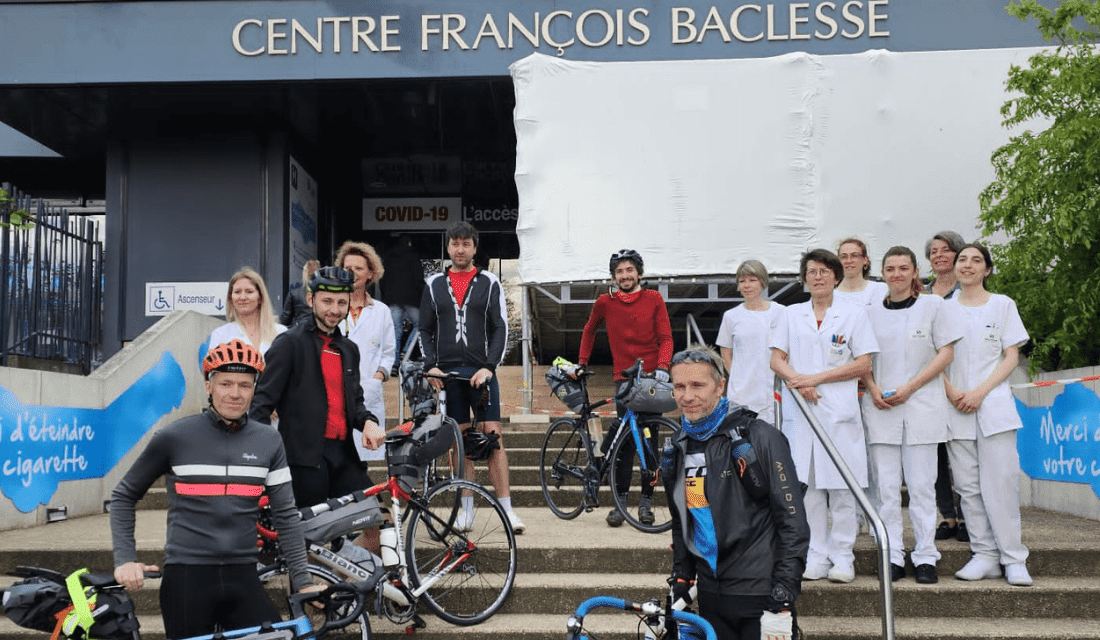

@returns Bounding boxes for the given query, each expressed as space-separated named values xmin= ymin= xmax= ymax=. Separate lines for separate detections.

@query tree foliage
xmin=0 ymin=186 xmax=34 ymax=229
xmin=979 ymin=0 xmax=1100 ymax=372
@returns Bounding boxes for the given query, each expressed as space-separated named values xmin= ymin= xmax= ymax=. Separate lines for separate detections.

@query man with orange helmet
xmin=110 ymin=339 xmax=314 ymax=639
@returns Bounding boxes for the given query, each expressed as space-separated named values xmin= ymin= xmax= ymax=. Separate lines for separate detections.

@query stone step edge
xmin=4 ymin=615 xmax=1100 ymax=639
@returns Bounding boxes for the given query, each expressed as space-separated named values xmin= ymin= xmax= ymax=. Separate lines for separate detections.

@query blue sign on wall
xmin=0 ymin=1 xmax=1051 ymax=85
xmin=1016 ymin=383 xmax=1100 ymax=501
xmin=0 ymin=352 xmax=186 ymax=513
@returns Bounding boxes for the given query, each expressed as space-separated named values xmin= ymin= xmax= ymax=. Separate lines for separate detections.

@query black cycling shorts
xmin=442 ymin=366 xmax=501 ymax=424
xmin=160 ymin=563 xmax=279 ymax=640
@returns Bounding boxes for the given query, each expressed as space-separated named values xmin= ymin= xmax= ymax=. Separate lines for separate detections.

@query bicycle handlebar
xmin=286 ymin=578 xmax=378 ymax=635
xmin=566 ymin=595 xmax=718 ymax=640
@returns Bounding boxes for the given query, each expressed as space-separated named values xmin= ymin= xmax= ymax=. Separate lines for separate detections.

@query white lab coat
xmin=944 ymin=294 xmax=1029 ymax=439
xmin=207 ymin=320 xmax=286 ymax=356
xmin=861 ymin=295 xmax=961 ymax=445
xmin=342 ymin=299 xmax=397 ymax=461
xmin=834 ymin=280 xmax=888 ymax=308
xmin=715 ymin=302 xmax=785 ymax=425
xmin=771 ymin=300 xmax=879 ymax=489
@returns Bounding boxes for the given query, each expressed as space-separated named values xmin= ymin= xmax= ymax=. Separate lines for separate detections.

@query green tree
xmin=0 ymin=186 xmax=34 ymax=229
xmin=979 ymin=0 xmax=1100 ymax=372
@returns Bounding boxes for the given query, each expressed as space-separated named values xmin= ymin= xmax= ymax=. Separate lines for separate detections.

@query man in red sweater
xmin=577 ymin=249 xmax=674 ymax=526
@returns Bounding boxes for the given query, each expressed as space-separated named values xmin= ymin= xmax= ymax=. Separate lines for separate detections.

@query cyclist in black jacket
xmin=419 ymin=221 xmax=524 ymax=533
xmin=250 ymin=266 xmax=385 ymax=508
xmin=665 ymin=346 xmax=809 ymax=640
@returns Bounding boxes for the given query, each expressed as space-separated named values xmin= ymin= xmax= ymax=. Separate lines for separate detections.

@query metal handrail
xmin=773 ymin=375 xmax=896 ymax=640
xmin=395 ymin=328 xmax=420 ymax=423
xmin=684 ymin=313 xmax=707 ymax=348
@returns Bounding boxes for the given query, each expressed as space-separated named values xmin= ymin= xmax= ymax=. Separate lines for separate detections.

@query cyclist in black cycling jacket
xmin=111 ymin=339 xmax=316 ymax=639
xmin=665 ymin=346 xmax=809 ymax=640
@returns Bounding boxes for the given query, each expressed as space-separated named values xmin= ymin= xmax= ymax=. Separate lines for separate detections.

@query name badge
xmin=909 ymin=328 xmax=929 ymax=340
xmin=828 ymin=346 xmax=845 ymax=358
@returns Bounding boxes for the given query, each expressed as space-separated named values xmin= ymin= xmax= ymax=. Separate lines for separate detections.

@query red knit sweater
xmin=578 ymin=289 xmax=674 ymax=380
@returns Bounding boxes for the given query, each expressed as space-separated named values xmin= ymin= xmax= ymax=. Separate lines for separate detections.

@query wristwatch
xmin=768 ymin=584 xmax=794 ymax=613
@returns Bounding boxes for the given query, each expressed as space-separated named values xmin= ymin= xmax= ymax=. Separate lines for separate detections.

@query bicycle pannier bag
xmin=545 ymin=366 xmax=585 ymax=413
xmin=300 ymin=494 xmax=385 ymax=545
xmin=386 ymin=412 xmax=454 ymax=489
xmin=621 ymin=377 xmax=677 ymax=414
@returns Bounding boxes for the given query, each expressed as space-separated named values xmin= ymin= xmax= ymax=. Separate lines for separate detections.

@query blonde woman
xmin=335 ymin=240 xmax=396 ymax=462
xmin=208 ymin=267 xmax=286 ymax=355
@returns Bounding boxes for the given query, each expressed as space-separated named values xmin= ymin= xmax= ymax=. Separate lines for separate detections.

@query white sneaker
xmin=1005 ymin=563 xmax=1033 ymax=586
xmin=455 ymin=509 xmax=475 ymax=532
xmin=802 ymin=564 xmax=831 ymax=581
xmin=954 ymin=556 xmax=1002 ymax=581
xmin=505 ymin=509 xmax=526 ymax=534
xmin=828 ymin=565 xmax=855 ymax=583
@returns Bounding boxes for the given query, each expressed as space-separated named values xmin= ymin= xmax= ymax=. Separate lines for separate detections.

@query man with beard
xmin=575 ymin=249 xmax=674 ymax=527
xmin=420 ymin=221 xmax=524 ymax=533
xmin=250 ymin=266 xmax=385 ymax=509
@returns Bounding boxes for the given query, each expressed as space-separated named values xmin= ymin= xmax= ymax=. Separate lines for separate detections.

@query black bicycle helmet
xmin=609 ymin=249 xmax=644 ymax=275
xmin=308 ymin=266 xmax=355 ymax=294
xmin=463 ymin=429 xmax=500 ymax=461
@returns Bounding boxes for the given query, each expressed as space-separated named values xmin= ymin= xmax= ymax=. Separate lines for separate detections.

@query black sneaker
xmin=890 ymin=563 xmax=905 ymax=582
xmin=638 ymin=497 xmax=655 ymax=525
xmin=606 ymin=507 xmax=625 ymax=527
xmin=956 ymin=522 xmax=970 ymax=542
xmin=934 ymin=521 xmax=958 ymax=540
xmin=914 ymin=564 xmax=938 ymax=584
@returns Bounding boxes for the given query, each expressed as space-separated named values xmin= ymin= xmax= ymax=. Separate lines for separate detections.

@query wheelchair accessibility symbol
xmin=148 ymin=286 xmax=175 ymax=314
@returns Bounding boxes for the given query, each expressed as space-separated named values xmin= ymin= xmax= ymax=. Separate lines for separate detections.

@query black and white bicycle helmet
xmin=308 ymin=266 xmax=355 ymax=293
xmin=609 ymin=249 xmax=644 ymax=275
xmin=463 ymin=429 xmax=500 ymax=461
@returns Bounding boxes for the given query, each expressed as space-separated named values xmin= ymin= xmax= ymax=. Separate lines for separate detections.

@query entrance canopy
xmin=511 ymin=47 xmax=1046 ymax=283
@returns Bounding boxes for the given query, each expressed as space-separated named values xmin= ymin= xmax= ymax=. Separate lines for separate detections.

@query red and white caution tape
xmin=1010 ymin=375 xmax=1100 ymax=390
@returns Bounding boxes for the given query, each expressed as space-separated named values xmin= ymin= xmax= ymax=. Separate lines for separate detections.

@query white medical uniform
xmin=862 ymin=295 xmax=961 ymax=567
xmin=208 ymin=320 xmax=287 ymax=356
xmin=944 ymin=294 xmax=1029 ymax=565
xmin=771 ymin=299 xmax=879 ymax=571
xmin=342 ymin=299 xmax=396 ymax=462
xmin=834 ymin=281 xmax=889 ymax=308
xmin=715 ymin=302 xmax=785 ymax=425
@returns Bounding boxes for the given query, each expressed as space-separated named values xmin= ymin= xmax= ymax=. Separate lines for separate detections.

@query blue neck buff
xmin=680 ymin=396 xmax=729 ymax=441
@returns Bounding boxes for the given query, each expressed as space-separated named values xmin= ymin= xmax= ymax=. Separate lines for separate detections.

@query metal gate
xmin=0 ymin=184 xmax=104 ymax=374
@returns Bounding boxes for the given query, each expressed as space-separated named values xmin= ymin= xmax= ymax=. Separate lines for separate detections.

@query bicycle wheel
xmin=609 ymin=415 xmax=679 ymax=533
xmin=422 ymin=415 xmax=466 ymax=492
xmin=259 ymin=564 xmax=372 ymax=640
xmin=405 ymin=479 xmax=517 ymax=625
xmin=539 ymin=417 xmax=591 ymax=519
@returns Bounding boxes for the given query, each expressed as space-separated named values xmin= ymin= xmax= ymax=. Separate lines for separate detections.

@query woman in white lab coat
xmin=771 ymin=248 xmax=879 ymax=584
xmin=944 ymin=243 xmax=1032 ymax=586
xmin=336 ymin=240 xmax=397 ymax=462
xmin=834 ymin=237 xmax=889 ymax=308
xmin=861 ymin=246 xmax=961 ymax=585
xmin=716 ymin=259 xmax=785 ymax=425
xmin=208 ymin=266 xmax=286 ymax=354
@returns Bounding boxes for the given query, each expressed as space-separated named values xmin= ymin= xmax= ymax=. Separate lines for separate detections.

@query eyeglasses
xmin=805 ymin=268 xmax=834 ymax=278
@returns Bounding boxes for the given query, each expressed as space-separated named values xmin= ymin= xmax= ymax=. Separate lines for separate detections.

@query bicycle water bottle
xmin=660 ymin=436 xmax=676 ymax=480
xmin=379 ymin=523 xmax=400 ymax=568
xmin=587 ymin=416 xmax=604 ymax=457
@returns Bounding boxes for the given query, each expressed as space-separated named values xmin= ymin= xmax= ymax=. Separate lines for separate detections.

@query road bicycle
xmin=541 ymin=358 xmax=680 ymax=533
xmin=3 ymin=565 xmax=374 ymax=640
xmin=564 ymin=590 xmax=716 ymax=640
xmin=257 ymin=423 xmax=517 ymax=639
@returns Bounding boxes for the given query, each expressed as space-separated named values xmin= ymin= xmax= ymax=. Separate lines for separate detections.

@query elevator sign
xmin=145 ymin=282 xmax=227 ymax=317
xmin=362 ymin=197 xmax=462 ymax=231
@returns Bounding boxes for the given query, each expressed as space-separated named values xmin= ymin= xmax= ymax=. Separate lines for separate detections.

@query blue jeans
xmin=391 ymin=304 xmax=419 ymax=358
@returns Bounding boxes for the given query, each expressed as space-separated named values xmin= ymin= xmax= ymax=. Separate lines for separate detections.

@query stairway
xmin=3 ymin=426 xmax=1099 ymax=639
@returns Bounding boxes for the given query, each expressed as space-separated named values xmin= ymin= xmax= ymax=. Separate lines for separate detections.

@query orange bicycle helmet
xmin=203 ymin=339 xmax=265 ymax=378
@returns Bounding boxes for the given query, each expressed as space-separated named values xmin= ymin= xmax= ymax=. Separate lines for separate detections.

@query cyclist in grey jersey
xmin=111 ymin=339 xmax=314 ymax=639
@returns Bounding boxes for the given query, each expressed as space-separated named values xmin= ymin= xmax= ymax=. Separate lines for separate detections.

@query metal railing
xmin=773 ymin=375 xmax=896 ymax=640
xmin=0 ymin=185 xmax=104 ymax=374
xmin=684 ymin=313 xmax=707 ymax=348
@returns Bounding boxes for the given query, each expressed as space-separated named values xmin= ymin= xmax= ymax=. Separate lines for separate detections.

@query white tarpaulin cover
xmin=511 ymin=48 xmax=1045 ymax=284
